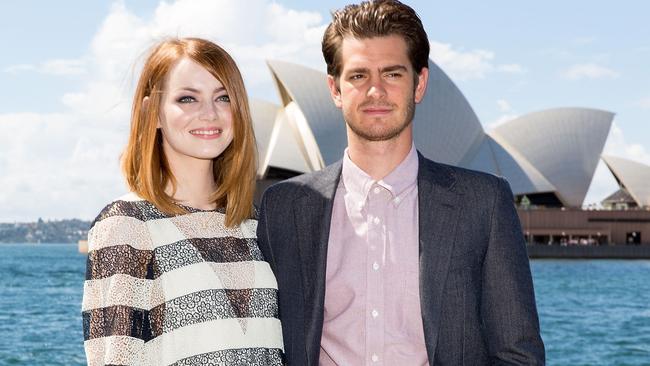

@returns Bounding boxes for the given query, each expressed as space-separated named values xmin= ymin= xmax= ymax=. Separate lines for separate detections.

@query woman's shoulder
xmin=91 ymin=193 xmax=167 ymax=227
xmin=88 ymin=193 xmax=159 ymax=252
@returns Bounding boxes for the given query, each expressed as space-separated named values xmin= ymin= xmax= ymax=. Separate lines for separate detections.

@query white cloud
xmin=4 ymin=59 xmax=87 ymax=76
xmin=496 ymin=99 xmax=512 ymax=112
xmin=429 ymin=41 xmax=525 ymax=81
xmin=638 ymin=96 xmax=650 ymax=109
xmin=487 ymin=113 xmax=519 ymax=130
xmin=603 ymin=123 xmax=650 ymax=165
xmin=0 ymin=0 xmax=328 ymax=222
xmin=497 ymin=64 xmax=526 ymax=74
xmin=3 ymin=64 xmax=35 ymax=73
xmin=41 ymin=59 xmax=87 ymax=75
xmin=561 ymin=63 xmax=619 ymax=80
xmin=485 ymin=100 xmax=518 ymax=129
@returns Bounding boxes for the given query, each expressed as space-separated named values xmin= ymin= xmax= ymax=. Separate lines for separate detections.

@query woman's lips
xmin=189 ymin=128 xmax=223 ymax=139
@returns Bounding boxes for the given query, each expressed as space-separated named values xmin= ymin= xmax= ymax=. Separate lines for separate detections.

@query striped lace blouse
xmin=82 ymin=193 xmax=284 ymax=365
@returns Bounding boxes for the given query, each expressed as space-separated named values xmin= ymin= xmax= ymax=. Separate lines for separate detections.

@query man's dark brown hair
xmin=322 ymin=0 xmax=430 ymax=80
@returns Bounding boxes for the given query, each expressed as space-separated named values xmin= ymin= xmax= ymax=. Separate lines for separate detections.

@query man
xmin=257 ymin=1 xmax=545 ymax=364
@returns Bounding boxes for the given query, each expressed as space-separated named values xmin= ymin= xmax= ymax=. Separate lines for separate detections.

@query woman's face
xmin=157 ymin=57 xmax=234 ymax=164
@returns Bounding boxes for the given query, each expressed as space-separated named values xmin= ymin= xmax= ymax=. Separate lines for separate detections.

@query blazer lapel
xmin=293 ymin=162 xmax=342 ymax=365
xmin=416 ymin=154 xmax=463 ymax=363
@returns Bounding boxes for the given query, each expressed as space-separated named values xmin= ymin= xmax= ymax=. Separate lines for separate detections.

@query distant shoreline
xmin=0 ymin=219 xmax=90 ymax=244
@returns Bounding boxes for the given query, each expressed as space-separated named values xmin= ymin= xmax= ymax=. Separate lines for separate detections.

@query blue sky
xmin=1 ymin=0 xmax=649 ymax=221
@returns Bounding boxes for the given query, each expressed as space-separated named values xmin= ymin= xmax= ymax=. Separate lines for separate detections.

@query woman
xmin=82 ymin=38 xmax=283 ymax=366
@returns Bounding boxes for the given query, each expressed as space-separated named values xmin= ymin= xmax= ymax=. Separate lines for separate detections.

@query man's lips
xmin=361 ymin=107 xmax=393 ymax=115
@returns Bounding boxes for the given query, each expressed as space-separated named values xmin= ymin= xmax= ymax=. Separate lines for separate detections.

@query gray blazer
xmin=257 ymin=153 xmax=545 ymax=365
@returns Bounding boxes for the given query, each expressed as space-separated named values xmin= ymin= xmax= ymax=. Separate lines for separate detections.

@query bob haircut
xmin=122 ymin=37 xmax=257 ymax=227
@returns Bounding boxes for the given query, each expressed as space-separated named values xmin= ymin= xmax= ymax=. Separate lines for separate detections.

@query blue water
xmin=0 ymin=244 xmax=86 ymax=366
xmin=0 ymin=245 xmax=649 ymax=365
xmin=532 ymin=260 xmax=650 ymax=365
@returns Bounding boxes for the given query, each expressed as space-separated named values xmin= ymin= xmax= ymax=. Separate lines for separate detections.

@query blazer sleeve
xmin=481 ymin=177 xmax=546 ymax=365
xmin=81 ymin=214 xmax=155 ymax=366
xmin=257 ymin=187 xmax=277 ymax=274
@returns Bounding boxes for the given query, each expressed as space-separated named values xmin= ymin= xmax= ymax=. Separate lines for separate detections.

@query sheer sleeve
xmin=81 ymin=204 xmax=158 ymax=366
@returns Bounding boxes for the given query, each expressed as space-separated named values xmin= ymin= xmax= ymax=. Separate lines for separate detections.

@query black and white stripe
xmin=82 ymin=193 xmax=283 ymax=366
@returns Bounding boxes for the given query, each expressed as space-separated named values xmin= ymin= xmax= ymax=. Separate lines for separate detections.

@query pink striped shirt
xmin=320 ymin=145 xmax=428 ymax=365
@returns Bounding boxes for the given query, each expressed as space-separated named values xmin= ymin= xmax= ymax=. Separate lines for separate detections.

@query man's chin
xmin=347 ymin=120 xmax=411 ymax=142
xmin=350 ymin=127 xmax=404 ymax=142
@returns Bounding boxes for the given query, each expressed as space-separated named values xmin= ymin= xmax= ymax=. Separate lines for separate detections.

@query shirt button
xmin=394 ymin=197 xmax=401 ymax=204
xmin=373 ymin=187 xmax=381 ymax=194
xmin=371 ymin=309 xmax=379 ymax=318
xmin=373 ymin=216 xmax=380 ymax=225
xmin=372 ymin=262 xmax=379 ymax=271
xmin=371 ymin=354 xmax=379 ymax=362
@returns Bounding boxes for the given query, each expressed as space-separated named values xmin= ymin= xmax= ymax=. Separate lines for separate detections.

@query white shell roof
xmin=249 ymin=99 xmax=280 ymax=175
xmin=413 ymin=60 xmax=484 ymax=165
xmin=266 ymin=60 xmax=347 ymax=167
xmin=489 ymin=108 xmax=614 ymax=207
xmin=602 ymin=155 xmax=650 ymax=208
xmin=467 ymin=135 xmax=555 ymax=195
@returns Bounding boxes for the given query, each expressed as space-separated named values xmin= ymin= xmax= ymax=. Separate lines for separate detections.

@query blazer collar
xmin=416 ymin=152 xmax=463 ymax=364
xmin=293 ymin=161 xmax=342 ymax=365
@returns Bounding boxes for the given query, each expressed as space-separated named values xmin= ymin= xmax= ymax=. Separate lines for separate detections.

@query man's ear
xmin=414 ymin=67 xmax=429 ymax=104
xmin=327 ymin=75 xmax=343 ymax=109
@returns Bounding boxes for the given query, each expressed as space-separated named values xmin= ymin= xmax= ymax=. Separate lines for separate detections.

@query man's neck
xmin=346 ymin=130 xmax=413 ymax=181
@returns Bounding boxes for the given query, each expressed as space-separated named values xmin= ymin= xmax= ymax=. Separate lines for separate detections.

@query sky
xmin=1 ymin=0 xmax=649 ymax=222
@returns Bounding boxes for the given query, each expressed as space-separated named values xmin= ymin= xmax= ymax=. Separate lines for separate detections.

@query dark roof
xmin=602 ymin=188 xmax=636 ymax=204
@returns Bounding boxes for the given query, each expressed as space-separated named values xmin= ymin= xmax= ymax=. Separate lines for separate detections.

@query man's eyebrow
xmin=380 ymin=65 xmax=408 ymax=73
xmin=345 ymin=67 xmax=370 ymax=74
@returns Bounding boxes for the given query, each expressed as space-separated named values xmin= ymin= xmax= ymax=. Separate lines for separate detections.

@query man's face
xmin=328 ymin=35 xmax=428 ymax=143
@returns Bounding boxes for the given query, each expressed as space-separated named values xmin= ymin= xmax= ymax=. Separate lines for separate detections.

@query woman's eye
xmin=216 ymin=95 xmax=230 ymax=103
xmin=177 ymin=96 xmax=196 ymax=103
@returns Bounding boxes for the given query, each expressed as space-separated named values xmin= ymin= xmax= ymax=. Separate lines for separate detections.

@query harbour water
xmin=0 ymin=244 xmax=649 ymax=365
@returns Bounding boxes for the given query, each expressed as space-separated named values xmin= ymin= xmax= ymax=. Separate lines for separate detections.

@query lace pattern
xmin=82 ymin=274 xmax=163 ymax=311
xmin=84 ymin=335 xmax=147 ymax=366
xmin=86 ymin=244 xmax=153 ymax=280
xmin=172 ymin=348 xmax=284 ymax=366
xmin=82 ymin=197 xmax=283 ymax=366
xmin=152 ymin=288 xmax=278 ymax=336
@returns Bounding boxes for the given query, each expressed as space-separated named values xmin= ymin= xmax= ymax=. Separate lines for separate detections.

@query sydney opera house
xmin=249 ymin=59 xmax=650 ymax=246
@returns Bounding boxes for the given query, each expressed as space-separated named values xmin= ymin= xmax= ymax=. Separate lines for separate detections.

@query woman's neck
xmin=165 ymin=154 xmax=217 ymax=210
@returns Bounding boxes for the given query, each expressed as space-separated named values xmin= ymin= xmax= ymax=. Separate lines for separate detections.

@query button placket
xmin=366 ymin=184 xmax=385 ymax=366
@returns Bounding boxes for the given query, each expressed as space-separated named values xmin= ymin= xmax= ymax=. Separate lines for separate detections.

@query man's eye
xmin=177 ymin=96 xmax=196 ymax=103
xmin=349 ymin=74 xmax=364 ymax=80
xmin=216 ymin=95 xmax=230 ymax=103
xmin=386 ymin=73 xmax=402 ymax=78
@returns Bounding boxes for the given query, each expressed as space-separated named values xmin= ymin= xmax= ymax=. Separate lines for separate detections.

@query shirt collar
xmin=379 ymin=143 xmax=418 ymax=197
xmin=341 ymin=143 xmax=419 ymax=201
